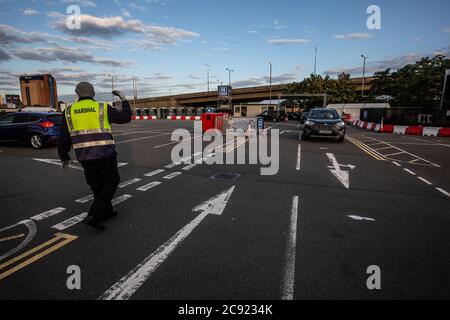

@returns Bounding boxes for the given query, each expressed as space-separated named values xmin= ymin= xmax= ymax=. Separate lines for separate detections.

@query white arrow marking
xmin=347 ymin=215 xmax=376 ymax=222
xmin=100 ymin=186 xmax=236 ymax=300
xmin=326 ymin=153 xmax=351 ymax=189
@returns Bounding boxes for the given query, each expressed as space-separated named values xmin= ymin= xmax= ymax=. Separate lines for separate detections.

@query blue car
xmin=0 ymin=112 xmax=63 ymax=149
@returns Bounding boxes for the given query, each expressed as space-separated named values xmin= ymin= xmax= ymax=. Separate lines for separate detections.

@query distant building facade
xmin=20 ymin=74 xmax=59 ymax=110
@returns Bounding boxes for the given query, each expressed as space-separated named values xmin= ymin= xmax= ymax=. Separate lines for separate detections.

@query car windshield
xmin=309 ymin=110 xmax=340 ymax=120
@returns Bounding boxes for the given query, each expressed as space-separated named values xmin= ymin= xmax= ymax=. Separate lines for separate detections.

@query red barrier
xmin=439 ymin=128 xmax=450 ymax=137
xmin=380 ymin=125 xmax=394 ymax=134
xmin=406 ymin=126 xmax=423 ymax=136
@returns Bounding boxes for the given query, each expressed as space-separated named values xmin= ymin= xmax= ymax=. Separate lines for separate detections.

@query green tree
xmin=368 ymin=55 xmax=450 ymax=111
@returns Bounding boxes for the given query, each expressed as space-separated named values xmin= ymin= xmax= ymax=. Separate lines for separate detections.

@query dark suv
xmin=259 ymin=110 xmax=286 ymax=122
xmin=301 ymin=108 xmax=346 ymax=142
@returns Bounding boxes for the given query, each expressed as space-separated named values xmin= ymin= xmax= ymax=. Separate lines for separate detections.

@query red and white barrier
xmin=351 ymin=121 xmax=450 ymax=137
xmin=166 ymin=116 xmax=201 ymax=121
xmin=132 ymin=116 xmax=157 ymax=120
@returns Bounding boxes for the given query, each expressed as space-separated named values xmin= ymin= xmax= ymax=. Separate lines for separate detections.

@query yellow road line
xmin=346 ymin=136 xmax=386 ymax=161
xmin=0 ymin=234 xmax=25 ymax=243
xmin=0 ymin=233 xmax=78 ymax=281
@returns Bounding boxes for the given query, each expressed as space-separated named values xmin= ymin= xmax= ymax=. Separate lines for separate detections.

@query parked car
xmin=0 ymin=112 xmax=63 ymax=149
xmin=258 ymin=110 xmax=286 ymax=122
xmin=301 ymin=108 xmax=346 ymax=142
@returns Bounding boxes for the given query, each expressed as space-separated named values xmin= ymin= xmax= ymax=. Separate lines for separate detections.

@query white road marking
xmin=348 ymin=215 xmax=376 ymax=222
xmin=154 ymin=135 xmax=202 ymax=149
xmin=76 ymin=194 xmax=94 ymax=204
xmin=0 ymin=234 xmax=25 ymax=243
xmin=326 ymin=153 xmax=351 ymax=189
xmin=31 ymin=207 xmax=66 ymax=221
xmin=116 ymin=133 xmax=171 ymax=144
xmin=165 ymin=163 xmax=181 ymax=169
xmin=281 ymin=196 xmax=299 ymax=301
xmin=417 ymin=177 xmax=433 ymax=186
xmin=52 ymin=213 xmax=88 ymax=231
xmin=112 ymin=194 xmax=132 ymax=206
xmin=100 ymin=186 xmax=236 ymax=300
xmin=0 ymin=220 xmax=36 ymax=262
xmin=296 ymin=144 xmax=301 ymax=171
xmin=182 ymin=164 xmax=196 ymax=171
xmin=392 ymin=161 xmax=402 ymax=167
xmin=137 ymin=182 xmax=161 ymax=192
xmin=163 ymin=172 xmax=182 ymax=180
xmin=119 ymin=178 xmax=141 ymax=189
xmin=144 ymin=169 xmax=165 ymax=177
xmin=403 ymin=168 xmax=416 ymax=176
xmin=33 ymin=158 xmax=84 ymax=171
xmin=436 ymin=188 xmax=450 ymax=198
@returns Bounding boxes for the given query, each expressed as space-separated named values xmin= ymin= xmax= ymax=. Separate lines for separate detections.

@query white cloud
xmin=60 ymin=0 xmax=98 ymax=8
xmin=22 ymin=8 xmax=41 ymax=15
xmin=268 ymin=39 xmax=310 ymax=45
xmin=333 ymin=33 xmax=371 ymax=40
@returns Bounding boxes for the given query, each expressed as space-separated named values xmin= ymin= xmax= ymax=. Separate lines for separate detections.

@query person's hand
xmin=112 ymin=90 xmax=126 ymax=101
xmin=61 ymin=160 xmax=70 ymax=170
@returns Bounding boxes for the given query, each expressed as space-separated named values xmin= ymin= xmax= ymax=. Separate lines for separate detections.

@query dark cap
xmin=75 ymin=82 xmax=95 ymax=99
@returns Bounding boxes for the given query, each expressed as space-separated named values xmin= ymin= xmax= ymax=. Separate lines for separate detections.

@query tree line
xmin=285 ymin=55 xmax=450 ymax=112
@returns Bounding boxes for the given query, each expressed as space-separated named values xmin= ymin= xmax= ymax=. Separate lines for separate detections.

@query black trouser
xmin=81 ymin=157 xmax=121 ymax=221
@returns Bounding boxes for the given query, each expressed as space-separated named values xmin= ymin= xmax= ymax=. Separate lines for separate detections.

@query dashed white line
xmin=165 ymin=163 xmax=181 ymax=169
xmin=119 ymin=178 xmax=141 ymax=189
xmin=52 ymin=213 xmax=88 ymax=231
xmin=137 ymin=181 xmax=161 ymax=192
xmin=112 ymin=194 xmax=133 ymax=206
xmin=163 ymin=172 xmax=182 ymax=180
xmin=392 ymin=161 xmax=402 ymax=167
xmin=436 ymin=188 xmax=450 ymax=198
xmin=296 ymin=144 xmax=301 ymax=171
xmin=182 ymin=164 xmax=196 ymax=171
xmin=75 ymin=194 xmax=94 ymax=204
xmin=281 ymin=195 xmax=299 ymax=301
xmin=417 ymin=177 xmax=433 ymax=186
xmin=403 ymin=168 xmax=417 ymax=176
xmin=31 ymin=207 xmax=66 ymax=221
xmin=144 ymin=169 xmax=165 ymax=177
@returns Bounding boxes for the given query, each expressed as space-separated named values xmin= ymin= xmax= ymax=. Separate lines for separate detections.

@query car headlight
xmin=336 ymin=121 xmax=345 ymax=128
xmin=305 ymin=120 xmax=315 ymax=126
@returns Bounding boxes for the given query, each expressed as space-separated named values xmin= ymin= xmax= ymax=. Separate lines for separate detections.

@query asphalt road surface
xmin=0 ymin=120 xmax=449 ymax=300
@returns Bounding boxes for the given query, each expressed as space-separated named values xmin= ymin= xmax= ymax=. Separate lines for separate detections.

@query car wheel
xmin=30 ymin=134 xmax=44 ymax=149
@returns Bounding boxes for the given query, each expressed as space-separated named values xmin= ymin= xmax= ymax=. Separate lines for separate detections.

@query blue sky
xmin=0 ymin=0 xmax=449 ymax=101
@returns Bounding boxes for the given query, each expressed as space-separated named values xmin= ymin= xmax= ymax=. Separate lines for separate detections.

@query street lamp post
xmin=204 ymin=63 xmax=211 ymax=92
xmin=361 ymin=55 xmax=368 ymax=98
xmin=314 ymin=47 xmax=318 ymax=76
xmin=268 ymin=62 xmax=273 ymax=106
xmin=226 ymin=68 xmax=234 ymax=87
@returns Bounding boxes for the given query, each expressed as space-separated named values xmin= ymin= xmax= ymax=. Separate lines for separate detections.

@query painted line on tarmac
xmin=76 ymin=194 xmax=94 ymax=204
xmin=165 ymin=162 xmax=181 ymax=169
xmin=31 ymin=207 xmax=66 ymax=221
xmin=0 ymin=220 xmax=37 ymax=262
xmin=144 ymin=169 xmax=165 ymax=177
xmin=154 ymin=135 xmax=202 ymax=149
xmin=116 ymin=133 xmax=171 ymax=144
xmin=137 ymin=181 xmax=161 ymax=192
xmin=0 ymin=234 xmax=25 ymax=243
xmin=182 ymin=164 xmax=196 ymax=171
xmin=346 ymin=136 xmax=386 ymax=161
xmin=0 ymin=233 xmax=78 ymax=281
xmin=112 ymin=194 xmax=133 ymax=206
xmin=403 ymin=168 xmax=417 ymax=176
xmin=119 ymin=178 xmax=141 ymax=189
xmin=100 ymin=186 xmax=236 ymax=300
xmin=436 ymin=188 xmax=450 ymax=198
xmin=418 ymin=177 xmax=433 ymax=186
xmin=52 ymin=213 xmax=88 ymax=231
xmin=281 ymin=195 xmax=299 ymax=301
xmin=163 ymin=172 xmax=182 ymax=180
xmin=296 ymin=144 xmax=301 ymax=171
xmin=392 ymin=161 xmax=402 ymax=167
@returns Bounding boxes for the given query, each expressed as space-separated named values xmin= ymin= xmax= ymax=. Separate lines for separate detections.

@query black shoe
xmin=100 ymin=210 xmax=118 ymax=222
xmin=82 ymin=216 xmax=105 ymax=231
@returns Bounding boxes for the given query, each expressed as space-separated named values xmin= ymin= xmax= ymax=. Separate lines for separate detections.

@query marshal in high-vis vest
xmin=58 ymin=82 xmax=132 ymax=230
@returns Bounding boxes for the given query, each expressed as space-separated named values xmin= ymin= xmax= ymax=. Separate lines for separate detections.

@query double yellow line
xmin=0 ymin=233 xmax=78 ymax=281
xmin=346 ymin=136 xmax=386 ymax=161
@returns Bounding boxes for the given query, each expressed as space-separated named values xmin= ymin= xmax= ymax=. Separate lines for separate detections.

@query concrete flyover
xmin=134 ymin=77 xmax=373 ymax=110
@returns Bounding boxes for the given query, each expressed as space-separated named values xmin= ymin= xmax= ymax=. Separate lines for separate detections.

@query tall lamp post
xmin=226 ymin=68 xmax=234 ymax=87
xmin=204 ymin=63 xmax=211 ymax=92
xmin=361 ymin=55 xmax=368 ymax=98
xmin=314 ymin=47 xmax=318 ymax=76
xmin=268 ymin=62 xmax=273 ymax=106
